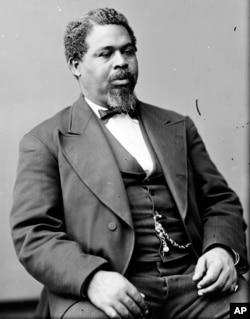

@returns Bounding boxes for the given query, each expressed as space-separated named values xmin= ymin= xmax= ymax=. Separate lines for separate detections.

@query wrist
xmin=81 ymin=264 xmax=111 ymax=298
xmin=205 ymin=244 xmax=239 ymax=266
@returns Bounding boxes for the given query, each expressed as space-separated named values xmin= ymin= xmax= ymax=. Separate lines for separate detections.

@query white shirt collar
xmin=84 ymin=97 xmax=106 ymax=118
xmin=84 ymin=97 xmax=153 ymax=174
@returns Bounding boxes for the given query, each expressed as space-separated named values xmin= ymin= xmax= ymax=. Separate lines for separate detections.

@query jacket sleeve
xmin=186 ymin=116 xmax=249 ymax=274
xmin=10 ymin=133 xmax=110 ymax=298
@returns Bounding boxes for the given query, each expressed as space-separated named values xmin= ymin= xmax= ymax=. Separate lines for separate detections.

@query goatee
xmin=107 ymin=87 xmax=137 ymax=117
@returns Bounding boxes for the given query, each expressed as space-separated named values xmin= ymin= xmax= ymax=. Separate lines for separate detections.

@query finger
xmin=197 ymin=269 xmax=228 ymax=296
xmin=196 ymin=263 xmax=223 ymax=289
xmin=104 ymin=306 xmax=122 ymax=319
xmin=127 ymin=287 xmax=149 ymax=316
xmin=221 ymin=279 xmax=236 ymax=293
xmin=229 ymin=283 xmax=239 ymax=293
xmin=197 ymin=256 xmax=237 ymax=290
xmin=198 ymin=261 xmax=238 ymax=295
xmin=221 ymin=270 xmax=238 ymax=293
xmin=197 ymin=269 xmax=221 ymax=290
xmin=193 ymin=256 xmax=206 ymax=282
xmin=121 ymin=295 xmax=145 ymax=318
xmin=113 ymin=301 xmax=133 ymax=319
xmin=140 ymin=292 xmax=146 ymax=299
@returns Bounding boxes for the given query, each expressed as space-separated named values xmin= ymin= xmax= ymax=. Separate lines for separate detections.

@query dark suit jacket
xmin=10 ymin=95 xmax=249 ymax=317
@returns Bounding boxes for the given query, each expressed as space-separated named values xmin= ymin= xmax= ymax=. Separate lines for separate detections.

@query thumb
xmin=193 ymin=255 xmax=207 ymax=282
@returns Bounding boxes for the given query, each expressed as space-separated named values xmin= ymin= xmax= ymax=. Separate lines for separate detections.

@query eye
xmin=99 ymin=51 xmax=112 ymax=58
xmin=123 ymin=47 xmax=136 ymax=56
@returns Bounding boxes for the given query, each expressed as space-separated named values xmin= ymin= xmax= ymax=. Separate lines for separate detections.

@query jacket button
xmin=108 ymin=222 xmax=117 ymax=231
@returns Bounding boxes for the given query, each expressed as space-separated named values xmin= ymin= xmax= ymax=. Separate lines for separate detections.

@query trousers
xmin=126 ymin=261 xmax=249 ymax=319
xmin=56 ymin=260 xmax=249 ymax=319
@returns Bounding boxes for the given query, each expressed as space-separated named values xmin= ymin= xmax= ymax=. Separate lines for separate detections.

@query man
xmin=11 ymin=7 xmax=249 ymax=319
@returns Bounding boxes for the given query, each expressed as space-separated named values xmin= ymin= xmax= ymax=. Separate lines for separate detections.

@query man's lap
xmin=37 ymin=262 xmax=249 ymax=319
xmin=58 ymin=276 xmax=249 ymax=319
xmin=126 ymin=261 xmax=250 ymax=319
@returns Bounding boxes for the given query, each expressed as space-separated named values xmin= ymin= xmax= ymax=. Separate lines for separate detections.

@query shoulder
xmin=20 ymin=104 xmax=71 ymax=156
xmin=138 ymin=100 xmax=187 ymax=122
xmin=29 ymin=106 xmax=70 ymax=137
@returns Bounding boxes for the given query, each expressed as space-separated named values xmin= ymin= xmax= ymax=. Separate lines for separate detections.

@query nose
xmin=113 ymin=51 xmax=128 ymax=69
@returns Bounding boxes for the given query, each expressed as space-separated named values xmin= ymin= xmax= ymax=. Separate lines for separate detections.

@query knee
xmin=231 ymin=276 xmax=250 ymax=303
xmin=62 ymin=300 xmax=109 ymax=319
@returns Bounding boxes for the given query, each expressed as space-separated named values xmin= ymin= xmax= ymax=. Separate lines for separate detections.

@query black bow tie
xmin=98 ymin=108 xmax=137 ymax=122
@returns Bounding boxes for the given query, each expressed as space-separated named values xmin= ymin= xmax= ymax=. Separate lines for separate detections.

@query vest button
xmin=108 ymin=222 xmax=117 ymax=231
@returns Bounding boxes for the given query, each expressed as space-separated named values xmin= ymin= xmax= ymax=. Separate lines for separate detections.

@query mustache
xmin=109 ymin=70 xmax=134 ymax=82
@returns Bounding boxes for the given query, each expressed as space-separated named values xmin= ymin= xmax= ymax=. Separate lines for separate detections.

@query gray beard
xmin=107 ymin=87 xmax=137 ymax=115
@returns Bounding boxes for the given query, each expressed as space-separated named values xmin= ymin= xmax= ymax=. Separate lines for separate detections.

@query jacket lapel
xmin=58 ymin=95 xmax=133 ymax=228
xmin=58 ymin=96 xmax=188 ymax=225
xmin=139 ymin=102 xmax=188 ymax=220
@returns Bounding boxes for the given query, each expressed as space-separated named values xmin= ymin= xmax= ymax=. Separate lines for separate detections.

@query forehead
xmin=85 ymin=24 xmax=132 ymax=51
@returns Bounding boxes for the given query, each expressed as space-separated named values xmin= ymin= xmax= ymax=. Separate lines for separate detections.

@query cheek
xmin=131 ymin=63 xmax=139 ymax=83
xmin=92 ymin=65 xmax=110 ymax=82
xmin=130 ymin=59 xmax=138 ymax=76
xmin=84 ymin=68 xmax=107 ymax=88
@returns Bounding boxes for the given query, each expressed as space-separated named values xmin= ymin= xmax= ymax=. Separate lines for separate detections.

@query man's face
xmin=75 ymin=24 xmax=138 ymax=108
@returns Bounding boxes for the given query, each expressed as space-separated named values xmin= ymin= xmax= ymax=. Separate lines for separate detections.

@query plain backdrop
xmin=0 ymin=0 xmax=249 ymax=300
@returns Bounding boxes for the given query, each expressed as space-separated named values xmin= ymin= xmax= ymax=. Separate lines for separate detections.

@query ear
xmin=68 ymin=58 xmax=81 ymax=78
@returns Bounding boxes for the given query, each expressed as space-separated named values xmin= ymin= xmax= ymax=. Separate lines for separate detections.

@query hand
xmin=87 ymin=270 xmax=149 ymax=319
xmin=192 ymin=247 xmax=238 ymax=296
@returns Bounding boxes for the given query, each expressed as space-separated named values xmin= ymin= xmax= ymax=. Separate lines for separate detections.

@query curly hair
xmin=64 ymin=8 xmax=137 ymax=62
